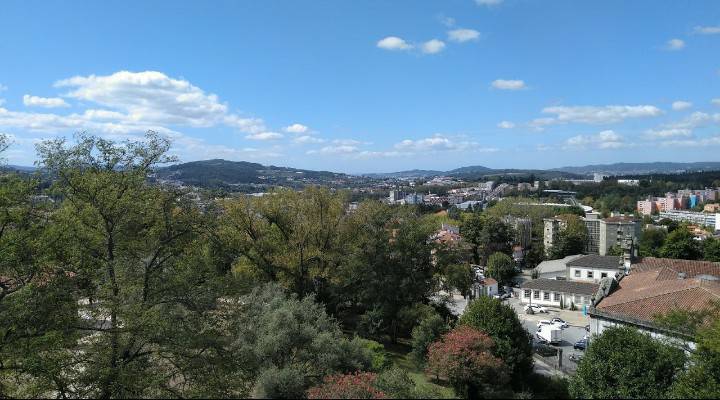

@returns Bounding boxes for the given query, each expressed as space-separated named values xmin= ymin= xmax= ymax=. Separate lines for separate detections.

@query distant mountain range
xmin=153 ymin=159 xmax=347 ymax=189
xmin=5 ymin=160 xmax=720 ymax=189
xmin=551 ymin=162 xmax=720 ymax=176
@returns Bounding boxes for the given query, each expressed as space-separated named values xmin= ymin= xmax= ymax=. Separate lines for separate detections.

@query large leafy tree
xmin=659 ymin=225 xmax=702 ymax=260
xmin=550 ymin=215 xmax=588 ymax=259
xmin=23 ymin=133 xmax=236 ymax=398
xmin=459 ymin=296 xmax=533 ymax=383
xmin=219 ymin=187 xmax=347 ymax=296
xmin=639 ymin=228 xmax=667 ymax=257
xmin=703 ymin=237 xmax=720 ymax=262
xmin=460 ymin=214 xmax=513 ymax=265
xmin=426 ymin=325 xmax=508 ymax=399
xmin=569 ymin=326 xmax=686 ymax=399
xmin=485 ymin=252 xmax=516 ymax=286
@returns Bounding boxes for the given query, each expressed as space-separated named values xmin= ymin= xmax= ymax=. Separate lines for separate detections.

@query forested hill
xmin=553 ymin=162 xmax=720 ymax=176
xmin=154 ymin=159 xmax=346 ymax=188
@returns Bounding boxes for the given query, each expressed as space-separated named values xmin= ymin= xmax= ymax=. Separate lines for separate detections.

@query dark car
xmin=585 ymin=324 xmax=590 ymax=332
xmin=574 ymin=338 xmax=587 ymax=351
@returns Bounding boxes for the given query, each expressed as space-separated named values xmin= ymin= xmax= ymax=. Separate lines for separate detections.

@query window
xmin=533 ymin=290 xmax=540 ymax=299
xmin=587 ymin=271 xmax=594 ymax=279
xmin=601 ymin=272 xmax=608 ymax=279
xmin=524 ymin=289 xmax=531 ymax=298
xmin=574 ymin=269 xmax=581 ymax=278
xmin=553 ymin=292 xmax=560 ymax=301
xmin=543 ymin=292 xmax=550 ymax=300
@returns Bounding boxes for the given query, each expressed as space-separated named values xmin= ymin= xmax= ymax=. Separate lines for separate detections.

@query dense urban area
xmin=2 ymin=132 xmax=720 ymax=399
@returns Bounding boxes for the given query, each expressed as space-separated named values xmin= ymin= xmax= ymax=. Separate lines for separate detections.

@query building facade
xmin=658 ymin=210 xmax=720 ymax=232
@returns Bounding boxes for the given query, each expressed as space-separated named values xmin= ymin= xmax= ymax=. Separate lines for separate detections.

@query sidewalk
xmin=507 ymin=297 xmax=590 ymax=327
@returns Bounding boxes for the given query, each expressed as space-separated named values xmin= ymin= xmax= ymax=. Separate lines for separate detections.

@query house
xmin=566 ymin=255 xmax=626 ymax=283
xmin=471 ymin=276 xmax=498 ymax=298
xmin=589 ymin=257 xmax=720 ymax=346
xmin=519 ymin=279 xmax=599 ymax=309
xmin=534 ymin=254 xmax=584 ymax=280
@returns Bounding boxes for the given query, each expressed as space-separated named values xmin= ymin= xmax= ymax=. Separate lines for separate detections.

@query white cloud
xmin=377 ymin=36 xmax=413 ymax=51
xmin=665 ymin=38 xmax=685 ymax=51
xmin=565 ymin=130 xmax=627 ymax=149
xmin=491 ymin=79 xmax=527 ymax=90
xmin=55 ymin=71 xmax=231 ymax=127
xmin=448 ymin=29 xmax=480 ymax=43
xmin=693 ymin=26 xmax=720 ymax=35
xmin=659 ymin=136 xmax=720 ymax=147
xmin=671 ymin=101 xmax=692 ymax=111
xmin=224 ymin=115 xmax=267 ymax=134
xmin=333 ymin=139 xmax=365 ymax=145
xmin=307 ymin=145 xmax=359 ymax=155
xmin=283 ymin=123 xmax=309 ymax=134
xmin=421 ymin=39 xmax=446 ymax=54
xmin=23 ymin=95 xmax=69 ymax=108
xmin=245 ymin=132 xmax=283 ymax=141
xmin=245 ymin=132 xmax=283 ymax=140
xmin=644 ymin=128 xmax=693 ymax=139
xmin=538 ymin=105 xmax=662 ymax=125
xmin=394 ymin=134 xmax=496 ymax=153
xmin=440 ymin=16 xmax=456 ymax=27
xmin=712 ymin=98 xmax=720 ymax=106
xmin=294 ymin=135 xmax=325 ymax=144
xmin=497 ymin=121 xmax=515 ymax=129
xmin=475 ymin=0 xmax=503 ymax=5
xmin=0 ymin=84 xmax=7 ymax=91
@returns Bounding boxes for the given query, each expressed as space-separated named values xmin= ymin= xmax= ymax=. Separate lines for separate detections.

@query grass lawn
xmin=384 ymin=340 xmax=457 ymax=399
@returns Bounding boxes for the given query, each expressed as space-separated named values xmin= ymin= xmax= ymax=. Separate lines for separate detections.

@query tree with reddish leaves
xmin=307 ymin=372 xmax=386 ymax=399
xmin=426 ymin=325 xmax=509 ymax=399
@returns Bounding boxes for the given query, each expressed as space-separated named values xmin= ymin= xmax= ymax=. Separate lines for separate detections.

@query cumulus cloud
xmin=671 ymin=101 xmax=692 ymax=111
xmin=307 ymin=145 xmax=359 ymax=155
xmin=55 ymin=70 xmax=230 ymax=127
xmin=377 ymin=36 xmax=413 ymax=51
xmin=294 ymin=135 xmax=325 ymax=144
xmin=23 ymin=95 xmax=69 ymax=108
xmin=283 ymin=123 xmax=309 ymax=134
xmin=644 ymin=128 xmax=693 ymax=139
xmin=497 ymin=121 xmax=515 ymax=129
xmin=448 ymin=29 xmax=480 ymax=42
xmin=475 ymin=0 xmax=503 ymax=5
xmin=565 ymin=130 xmax=627 ymax=149
xmin=394 ymin=134 xmax=496 ymax=153
xmin=537 ymin=105 xmax=662 ymax=125
xmin=665 ymin=38 xmax=685 ymax=51
xmin=659 ymin=136 xmax=720 ymax=147
xmin=693 ymin=26 xmax=720 ymax=35
xmin=491 ymin=79 xmax=526 ymax=90
xmin=245 ymin=132 xmax=283 ymax=141
xmin=421 ymin=39 xmax=446 ymax=54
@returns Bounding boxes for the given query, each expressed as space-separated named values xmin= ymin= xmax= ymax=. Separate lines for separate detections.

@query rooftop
xmin=567 ymin=255 xmax=622 ymax=270
xmin=521 ymin=278 xmax=599 ymax=296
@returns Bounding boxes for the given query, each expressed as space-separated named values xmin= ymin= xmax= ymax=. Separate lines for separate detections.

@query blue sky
xmin=1 ymin=0 xmax=719 ymax=173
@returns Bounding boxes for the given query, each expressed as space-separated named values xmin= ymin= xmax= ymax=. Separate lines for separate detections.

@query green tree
xmin=461 ymin=212 xmax=485 ymax=264
xmin=486 ymin=252 xmax=516 ymax=286
xmin=459 ymin=297 xmax=533 ymax=383
xmin=569 ymin=326 xmax=686 ymax=399
xmin=410 ymin=313 xmax=449 ymax=365
xmin=659 ymin=226 xmax=703 ymax=260
xmin=639 ymin=228 xmax=667 ymax=257
xmin=704 ymin=237 xmax=720 ymax=262
xmin=550 ymin=215 xmax=588 ymax=259
xmin=461 ymin=214 xmax=514 ymax=265
xmin=442 ymin=263 xmax=475 ymax=297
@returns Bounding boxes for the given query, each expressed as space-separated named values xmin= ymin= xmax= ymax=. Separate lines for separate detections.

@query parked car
xmin=537 ymin=320 xmax=554 ymax=328
xmin=584 ymin=324 xmax=590 ymax=332
xmin=568 ymin=353 xmax=584 ymax=363
xmin=573 ymin=338 xmax=588 ymax=351
xmin=525 ymin=304 xmax=548 ymax=314
xmin=500 ymin=292 xmax=511 ymax=300
xmin=550 ymin=317 xmax=569 ymax=329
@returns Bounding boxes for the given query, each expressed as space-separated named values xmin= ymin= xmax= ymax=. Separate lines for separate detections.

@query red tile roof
xmin=595 ymin=258 xmax=720 ymax=323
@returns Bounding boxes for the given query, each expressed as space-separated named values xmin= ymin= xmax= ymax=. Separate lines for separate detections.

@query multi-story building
xmin=637 ymin=188 xmax=719 ymax=215
xmin=658 ymin=210 xmax=720 ymax=232
xmin=599 ymin=216 xmax=641 ymax=256
xmin=505 ymin=216 xmax=532 ymax=249
xmin=544 ymin=214 xmax=640 ymax=256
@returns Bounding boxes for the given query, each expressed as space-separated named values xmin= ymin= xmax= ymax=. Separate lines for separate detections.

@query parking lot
xmin=506 ymin=296 xmax=589 ymax=371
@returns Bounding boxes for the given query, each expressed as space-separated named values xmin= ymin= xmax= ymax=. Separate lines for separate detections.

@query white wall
xmin=568 ymin=267 xmax=620 ymax=283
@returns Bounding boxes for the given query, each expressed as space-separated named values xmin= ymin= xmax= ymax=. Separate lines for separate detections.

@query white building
xmin=519 ymin=279 xmax=598 ymax=309
xmin=658 ymin=210 xmax=720 ymax=232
